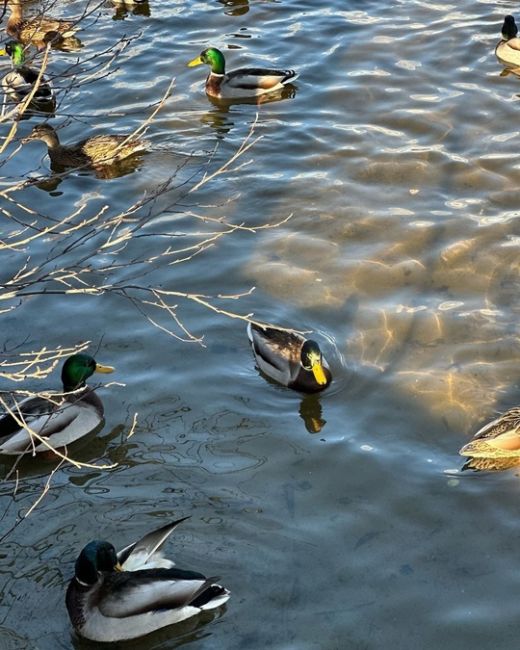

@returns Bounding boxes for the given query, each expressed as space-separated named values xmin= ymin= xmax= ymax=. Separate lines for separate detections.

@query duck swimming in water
xmin=66 ymin=517 xmax=230 ymax=642
xmin=6 ymin=0 xmax=80 ymax=50
xmin=0 ymin=41 xmax=55 ymax=115
xmin=495 ymin=15 xmax=520 ymax=70
xmin=0 ymin=353 xmax=114 ymax=455
xmin=187 ymin=47 xmax=298 ymax=99
xmin=22 ymin=124 xmax=148 ymax=172
xmin=459 ymin=406 xmax=520 ymax=471
xmin=247 ymin=322 xmax=332 ymax=393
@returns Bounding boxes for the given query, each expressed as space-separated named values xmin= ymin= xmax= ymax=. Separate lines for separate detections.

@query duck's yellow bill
xmin=114 ymin=562 xmax=124 ymax=572
xmin=187 ymin=55 xmax=204 ymax=67
xmin=312 ymin=362 xmax=327 ymax=386
xmin=0 ymin=50 xmax=6 ymax=56
xmin=95 ymin=363 xmax=115 ymax=374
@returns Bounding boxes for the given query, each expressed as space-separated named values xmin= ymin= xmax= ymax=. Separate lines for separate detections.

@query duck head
xmin=74 ymin=540 xmax=123 ymax=585
xmin=300 ymin=340 xmax=328 ymax=386
xmin=0 ymin=40 xmax=25 ymax=65
xmin=188 ymin=47 xmax=226 ymax=74
xmin=61 ymin=353 xmax=114 ymax=392
xmin=502 ymin=15 xmax=518 ymax=41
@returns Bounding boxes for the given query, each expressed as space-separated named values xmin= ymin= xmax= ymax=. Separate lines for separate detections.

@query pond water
xmin=2 ymin=0 xmax=520 ymax=648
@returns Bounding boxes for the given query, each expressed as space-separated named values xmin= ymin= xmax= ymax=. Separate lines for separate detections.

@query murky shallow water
xmin=2 ymin=0 xmax=520 ymax=648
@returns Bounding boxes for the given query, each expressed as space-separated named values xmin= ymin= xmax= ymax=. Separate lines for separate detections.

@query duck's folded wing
xmin=99 ymin=569 xmax=217 ymax=617
xmin=0 ymin=395 xmax=50 ymax=437
xmin=248 ymin=324 xmax=300 ymax=370
xmin=227 ymin=68 xmax=297 ymax=90
xmin=0 ymin=403 xmax=80 ymax=454
xmin=118 ymin=516 xmax=190 ymax=570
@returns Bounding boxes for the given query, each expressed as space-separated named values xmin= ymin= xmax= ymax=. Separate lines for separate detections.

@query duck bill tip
xmin=95 ymin=363 xmax=115 ymax=374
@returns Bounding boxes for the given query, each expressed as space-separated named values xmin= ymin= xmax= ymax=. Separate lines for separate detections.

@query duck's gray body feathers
xmin=0 ymin=389 xmax=103 ymax=454
xmin=67 ymin=569 xmax=228 ymax=642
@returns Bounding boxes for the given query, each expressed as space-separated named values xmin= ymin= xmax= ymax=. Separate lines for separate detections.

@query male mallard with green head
xmin=66 ymin=517 xmax=230 ymax=642
xmin=0 ymin=353 xmax=114 ymax=454
xmin=22 ymin=123 xmax=148 ymax=171
xmin=247 ymin=322 xmax=332 ymax=393
xmin=187 ymin=47 xmax=298 ymax=99
xmin=0 ymin=40 xmax=55 ymax=114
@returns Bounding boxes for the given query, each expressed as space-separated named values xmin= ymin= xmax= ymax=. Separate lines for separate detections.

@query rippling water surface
xmin=2 ymin=0 xmax=520 ymax=648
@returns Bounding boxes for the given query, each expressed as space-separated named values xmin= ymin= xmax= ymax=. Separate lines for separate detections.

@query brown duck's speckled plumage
xmin=463 ymin=456 xmax=520 ymax=472
xmin=23 ymin=124 xmax=147 ymax=170
xmin=7 ymin=1 xmax=79 ymax=48
xmin=459 ymin=407 xmax=520 ymax=472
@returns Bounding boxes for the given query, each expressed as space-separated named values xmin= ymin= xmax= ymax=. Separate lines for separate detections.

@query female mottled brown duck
xmin=6 ymin=0 xmax=80 ymax=50
xmin=459 ymin=407 xmax=520 ymax=471
xmin=247 ymin=322 xmax=332 ymax=393
xmin=22 ymin=124 xmax=148 ymax=172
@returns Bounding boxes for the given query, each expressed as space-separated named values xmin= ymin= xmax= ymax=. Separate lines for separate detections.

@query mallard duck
xmin=0 ymin=353 xmax=114 ymax=455
xmin=21 ymin=124 xmax=147 ymax=171
xmin=247 ymin=322 xmax=332 ymax=393
xmin=459 ymin=407 xmax=520 ymax=471
xmin=495 ymin=15 xmax=520 ymax=69
xmin=6 ymin=0 xmax=80 ymax=50
xmin=187 ymin=47 xmax=298 ymax=99
xmin=0 ymin=40 xmax=55 ymax=114
xmin=66 ymin=517 xmax=230 ymax=642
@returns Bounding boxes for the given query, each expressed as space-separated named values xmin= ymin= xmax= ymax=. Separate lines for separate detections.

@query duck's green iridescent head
xmin=301 ymin=340 xmax=328 ymax=386
xmin=0 ymin=41 xmax=25 ymax=66
xmin=61 ymin=353 xmax=114 ymax=392
xmin=187 ymin=47 xmax=226 ymax=75
xmin=75 ymin=540 xmax=122 ymax=585
xmin=502 ymin=15 xmax=518 ymax=41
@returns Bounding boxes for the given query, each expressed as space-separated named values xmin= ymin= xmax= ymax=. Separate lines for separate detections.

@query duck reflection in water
xmin=299 ymin=394 xmax=327 ymax=434
xmin=216 ymin=0 xmax=249 ymax=17
xmin=111 ymin=0 xmax=151 ymax=20
xmin=200 ymin=85 xmax=297 ymax=140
